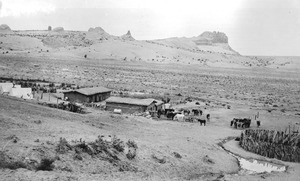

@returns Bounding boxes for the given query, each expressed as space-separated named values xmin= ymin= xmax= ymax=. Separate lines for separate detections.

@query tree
xmin=48 ymin=26 xmax=52 ymax=31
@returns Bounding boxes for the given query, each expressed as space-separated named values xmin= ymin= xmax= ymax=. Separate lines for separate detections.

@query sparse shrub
xmin=74 ymin=141 xmax=95 ymax=155
xmin=56 ymin=137 xmax=72 ymax=154
xmin=126 ymin=140 xmax=138 ymax=149
xmin=36 ymin=158 xmax=55 ymax=171
xmin=126 ymin=140 xmax=137 ymax=160
xmin=91 ymin=135 xmax=110 ymax=153
xmin=33 ymin=120 xmax=42 ymax=124
xmin=112 ymin=136 xmax=125 ymax=152
xmin=118 ymin=161 xmax=138 ymax=172
xmin=173 ymin=152 xmax=182 ymax=159
xmin=126 ymin=149 xmax=137 ymax=160
xmin=151 ymin=154 xmax=166 ymax=164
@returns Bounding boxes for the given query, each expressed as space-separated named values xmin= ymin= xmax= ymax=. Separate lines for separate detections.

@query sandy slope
xmin=1 ymin=29 xmax=299 ymax=70
xmin=1 ymin=92 xmax=299 ymax=180
xmin=0 ymin=28 xmax=300 ymax=180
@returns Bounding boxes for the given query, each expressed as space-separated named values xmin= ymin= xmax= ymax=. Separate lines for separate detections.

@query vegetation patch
xmin=55 ymin=136 xmax=138 ymax=172
xmin=0 ymin=151 xmax=27 ymax=170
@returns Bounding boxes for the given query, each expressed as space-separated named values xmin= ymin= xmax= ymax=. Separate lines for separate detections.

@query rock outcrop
xmin=193 ymin=31 xmax=228 ymax=45
xmin=86 ymin=27 xmax=112 ymax=41
xmin=53 ymin=27 xmax=64 ymax=32
xmin=88 ymin=27 xmax=107 ymax=34
xmin=0 ymin=24 xmax=12 ymax=33
xmin=121 ymin=30 xmax=135 ymax=41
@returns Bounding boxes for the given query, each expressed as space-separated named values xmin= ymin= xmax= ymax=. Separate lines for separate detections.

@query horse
xmin=206 ymin=114 xmax=210 ymax=121
xmin=192 ymin=109 xmax=203 ymax=116
xmin=231 ymin=118 xmax=251 ymax=129
xmin=183 ymin=109 xmax=190 ymax=115
xmin=166 ymin=112 xmax=177 ymax=120
xmin=197 ymin=118 xmax=206 ymax=126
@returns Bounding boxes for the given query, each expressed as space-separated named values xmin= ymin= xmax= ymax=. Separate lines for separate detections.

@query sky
xmin=0 ymin=0 xmax=299 ymax=56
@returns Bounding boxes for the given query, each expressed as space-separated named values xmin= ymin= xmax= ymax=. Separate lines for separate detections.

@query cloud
xmin=0 ymin=0 xmax=56 ymax=17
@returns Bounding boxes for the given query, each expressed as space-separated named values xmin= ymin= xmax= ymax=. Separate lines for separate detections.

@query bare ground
xmin=0 ymin=54 xmax=300 ymax=180
xmin=0 ymin=93 xmax=299 ymax=180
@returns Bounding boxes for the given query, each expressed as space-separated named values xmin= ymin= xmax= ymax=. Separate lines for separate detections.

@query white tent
xmin=0 ymin=83 xmax=13 ymax=94
xmin=9 ymin=87 xmax=33 ymax=99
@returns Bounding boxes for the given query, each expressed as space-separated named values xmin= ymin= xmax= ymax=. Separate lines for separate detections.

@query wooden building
xmin=63 ymin=86 xmax=111 ymax=103
xmin=105 ymin=96 xmax=161 ymax=114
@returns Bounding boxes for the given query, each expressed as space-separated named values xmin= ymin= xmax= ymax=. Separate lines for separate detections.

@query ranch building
xmin=63 ymin=86 xmax=111 ymax=103
xmin=105 ymin=96 xmax=162 ymax=114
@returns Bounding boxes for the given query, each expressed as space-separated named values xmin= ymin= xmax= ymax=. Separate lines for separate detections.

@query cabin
xmin=105 ymin=97 xmax=161 ymax=114
xmin=63 ymin=86 xmax=111 ymax=103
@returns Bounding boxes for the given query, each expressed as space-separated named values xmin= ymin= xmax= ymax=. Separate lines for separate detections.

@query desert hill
xmin=152 ymin=31 xmax=238 ymax=55
xmin=0 ymin=24 xmax=299 ymax=70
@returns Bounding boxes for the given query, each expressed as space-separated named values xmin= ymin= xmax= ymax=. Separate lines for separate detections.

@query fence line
xmin=240 ymin=129 xmax=300 ymax=162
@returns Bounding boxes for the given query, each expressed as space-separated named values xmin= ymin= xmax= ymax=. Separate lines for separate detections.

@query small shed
xmin=63 ymin=86 xmax=111 ymax=103
xmin=105 ymin=97 xmax=159 ymax=114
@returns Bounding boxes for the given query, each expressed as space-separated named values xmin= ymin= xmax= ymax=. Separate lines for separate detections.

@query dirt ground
xmin=0 ymin=92 xmax=299 ymax=180
xmin=0 ymin=52 xmax=300 ymax=180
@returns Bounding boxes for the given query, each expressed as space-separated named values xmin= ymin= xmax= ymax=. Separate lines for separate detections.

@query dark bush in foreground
xmin=36 ymin=158 xmax=55 ymax=171
xmin=56 ymin=136 xmax=138 ymax=162
xmin=112 ymin=136 xmax=125 ymax=152
xmin=126 ymin=140 xmax=138 ymax=149
xmin=126 ymin=140 xmax=138 ymax=160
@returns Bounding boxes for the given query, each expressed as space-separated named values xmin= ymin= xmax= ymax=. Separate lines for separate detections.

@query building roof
xmin=155 ymin=100 xmax=164 ymax=106
xmin=106 ymin=96 xmax=157 ymax=106
xmin=64 ymin=86 xmax=111 ymax=96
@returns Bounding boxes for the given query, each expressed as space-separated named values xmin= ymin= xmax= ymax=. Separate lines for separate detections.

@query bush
xmin=173 ymin=152 xmax=182 ymax=159
xmin=126 ymin=140 xmax=138 ymax=149
xmin=36 ymin=158 xmax=55 ymax=171
xmin=126 ymin=140 xmax=137 ymax=160
xmin=118 ymin=161 xmax=138 ymax=172
xmin=112 ymin=136 xmax=125 ymax=152
xmin=126 ymin=149 xmax=137 ymax=160
xmin=56 ymin=137 xmax=72 ymax=154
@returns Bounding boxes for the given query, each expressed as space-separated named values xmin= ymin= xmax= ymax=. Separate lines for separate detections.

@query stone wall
xmin=240 ymin=129 xmax=300 ymax=162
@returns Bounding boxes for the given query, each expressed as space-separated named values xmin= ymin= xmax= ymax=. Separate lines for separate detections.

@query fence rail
xmin=240 ymin=128 xmax=300 ymax=162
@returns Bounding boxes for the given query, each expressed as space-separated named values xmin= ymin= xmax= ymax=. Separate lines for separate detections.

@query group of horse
xmin=230 ymin=118 xmax=251 ymax=129
xmin=160 ymin=108 xmax=210 ymax=126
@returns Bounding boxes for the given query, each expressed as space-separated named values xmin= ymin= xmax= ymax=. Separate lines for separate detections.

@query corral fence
xmin=239 ymin=127 xmax=300 ymax=162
